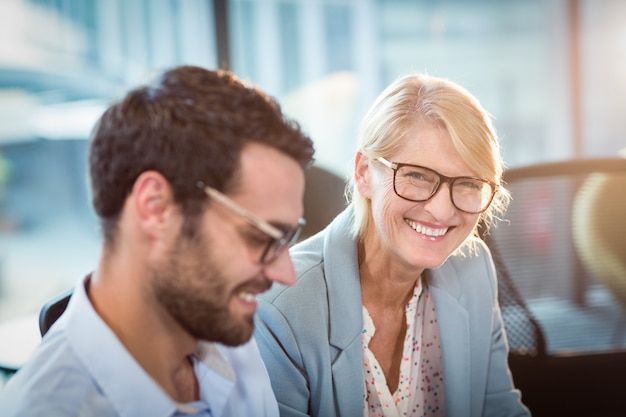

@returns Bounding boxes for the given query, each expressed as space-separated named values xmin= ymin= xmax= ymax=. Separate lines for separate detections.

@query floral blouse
xmin=362 ymin=279 xmax=445 ymax=417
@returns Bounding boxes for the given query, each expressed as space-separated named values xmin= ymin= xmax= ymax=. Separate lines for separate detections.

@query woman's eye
xmin=405 ymin=171 xmax=434 ymax=184
xmin=458 ymin=179 xmax=482 ymax=190
xmin=406 ymin=172 xmax=425 ymax=180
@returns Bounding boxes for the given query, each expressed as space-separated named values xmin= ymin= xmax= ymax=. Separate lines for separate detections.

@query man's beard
xmin=150 ymin=231 xmax=271 ymax=346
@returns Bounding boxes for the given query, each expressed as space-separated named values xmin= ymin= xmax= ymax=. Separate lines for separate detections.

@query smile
xmin=405 ymin=219 xmax=449 ymax=237
xmin=237 ymin=292 xmax=258 ymax=303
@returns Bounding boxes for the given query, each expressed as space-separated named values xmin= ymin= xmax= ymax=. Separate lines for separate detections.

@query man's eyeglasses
xmin=198 ymin=182 xmax=305 ymax=264
xmin=377 ymin=157 xmax=498 ymax=214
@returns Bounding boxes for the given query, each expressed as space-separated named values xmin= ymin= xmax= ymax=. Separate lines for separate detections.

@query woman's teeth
xmin=405 ymin=219 xmax=448 ymax=237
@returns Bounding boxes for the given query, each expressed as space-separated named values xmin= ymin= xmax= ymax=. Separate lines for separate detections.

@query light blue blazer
xmin=256 ymin=206 xmax=530 ymax=417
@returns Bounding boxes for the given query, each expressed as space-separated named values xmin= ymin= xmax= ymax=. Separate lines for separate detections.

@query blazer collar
xmin=322 ymin=206 xmax=364 ymax=349
xmin=428 ymin=263 xmax=471 ymax=416
xmin=321 ymin=207 xmax=368 ymax=415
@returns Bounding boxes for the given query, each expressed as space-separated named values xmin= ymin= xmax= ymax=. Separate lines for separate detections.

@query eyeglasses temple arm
xmin=376 ymin=157 xmax=397 ymax=170
xmin=203 ymin=186 xmax=284 ymax=240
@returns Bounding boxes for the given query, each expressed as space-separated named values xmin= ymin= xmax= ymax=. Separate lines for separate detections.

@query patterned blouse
xmin=362 ymin=279 xmax=445 ymax=417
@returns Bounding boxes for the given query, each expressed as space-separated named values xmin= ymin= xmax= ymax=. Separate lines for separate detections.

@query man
xmin=0 ymin=65 xmax=315 ymax=416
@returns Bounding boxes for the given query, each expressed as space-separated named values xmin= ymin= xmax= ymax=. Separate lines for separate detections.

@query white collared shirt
xmin=0 ymin=276 xmax=279 ymax=417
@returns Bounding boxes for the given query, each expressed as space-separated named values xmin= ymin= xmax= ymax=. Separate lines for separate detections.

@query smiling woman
xmin=255 ymin=73 xmax=528 ymax=417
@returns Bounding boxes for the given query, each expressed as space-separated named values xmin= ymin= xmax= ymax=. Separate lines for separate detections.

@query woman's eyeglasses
xmin=377 ymin=157 xmax=498 ymax=214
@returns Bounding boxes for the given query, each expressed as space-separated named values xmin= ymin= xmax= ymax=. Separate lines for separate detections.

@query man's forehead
xmin=230 ymin=144 xmax=304 ymax=221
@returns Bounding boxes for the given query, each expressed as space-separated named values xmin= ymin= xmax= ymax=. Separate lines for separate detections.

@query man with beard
xmin=0 ymin=65 xmax=315 ymax=416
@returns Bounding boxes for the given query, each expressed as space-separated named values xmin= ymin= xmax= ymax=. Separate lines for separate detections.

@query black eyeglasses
xmin=377 ymin=157 xmax=498 ymax=214
xmin=198 ymin=182 xmax=305 ymax=264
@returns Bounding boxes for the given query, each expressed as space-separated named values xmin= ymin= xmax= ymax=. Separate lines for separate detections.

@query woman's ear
xmin=131 ymin=171 xmax=177 ymax=238
xmin=354 ymin=151 xmax=373 ymax=199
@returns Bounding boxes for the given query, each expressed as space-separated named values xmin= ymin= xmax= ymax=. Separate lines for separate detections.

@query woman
xmin=255 ymin=73 xmax=530 ymax=417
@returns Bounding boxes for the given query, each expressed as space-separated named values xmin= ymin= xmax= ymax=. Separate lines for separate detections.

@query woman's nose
xmin=423 ymin=182 xmax=457 ymax=220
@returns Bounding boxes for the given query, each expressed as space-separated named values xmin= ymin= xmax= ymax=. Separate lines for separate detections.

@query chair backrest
xmin=482 ymin=231 xmax=547 ymax=357
xmin=38 ymin=288 xmax=73 ymax=337
xmin=301 ymin=165 xmax=347 ymax=240
xmin=483 ymin=157 xmax=626 ymax=355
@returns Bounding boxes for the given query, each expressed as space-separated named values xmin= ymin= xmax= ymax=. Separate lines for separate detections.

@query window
xmin=1 ymin=0 xmax=625 ymax=374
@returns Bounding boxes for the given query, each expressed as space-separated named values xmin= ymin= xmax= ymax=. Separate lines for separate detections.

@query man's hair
xmin=348 ymin=73 xmax=509 ymax=253
xmin=89 ymin=65 xmax=314 ymax=246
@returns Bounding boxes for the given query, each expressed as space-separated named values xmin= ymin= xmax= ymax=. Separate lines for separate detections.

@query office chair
xmin=301 ymin=164 xmax=347 ymax=240
xmin=480 ymin=228 xmax=547 ymax=357
xmin=481 ymin=157 xmax=626 ymax=417
xmin=38 ymin=288 xmax=73 ymax=337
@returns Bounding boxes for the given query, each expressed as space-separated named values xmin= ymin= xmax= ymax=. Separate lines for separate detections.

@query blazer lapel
xmin=324 ymin=207 xmax=367 ymax=415
xmin=429 ymin=265 xmax=471 ymax=417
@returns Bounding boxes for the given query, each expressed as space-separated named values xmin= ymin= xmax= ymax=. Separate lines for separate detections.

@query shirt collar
xmin=61 ymin=276 xmax=220 ymax=417
xmin=194 ymin=341 xmax=236 ymax=382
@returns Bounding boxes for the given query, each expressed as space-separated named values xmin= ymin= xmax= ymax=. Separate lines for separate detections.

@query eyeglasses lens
xmin=394 ymin=165 xmax=493 ymax=213
xmin=260 ymin=222 xmax=305 ymax=264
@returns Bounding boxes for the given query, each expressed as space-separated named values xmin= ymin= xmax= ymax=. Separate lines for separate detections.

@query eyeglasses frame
xmin=376 ymin=157 xmax=498 ymax=214
xmin=197 ymin=181 xmax=306 ymax=264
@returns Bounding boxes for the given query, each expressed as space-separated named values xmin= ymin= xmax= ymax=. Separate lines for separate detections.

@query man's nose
xmin=261 ymin=249 xmax=297 ymax=286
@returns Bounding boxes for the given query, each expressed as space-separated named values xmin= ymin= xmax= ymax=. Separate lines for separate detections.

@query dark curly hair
xmin=89 ymin=65 xmax=315 ymax=246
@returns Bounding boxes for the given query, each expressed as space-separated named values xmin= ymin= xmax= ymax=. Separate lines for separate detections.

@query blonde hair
xmin=347 ymin=73 xmax=510 ymax=254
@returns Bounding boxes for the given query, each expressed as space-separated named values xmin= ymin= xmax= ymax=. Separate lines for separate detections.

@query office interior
xmin=0 ymin=1 xmax=625 ymax=415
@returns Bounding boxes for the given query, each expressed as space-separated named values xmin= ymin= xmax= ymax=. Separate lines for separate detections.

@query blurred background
xmin=0 ymin=0 xmax=625 ymax=397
